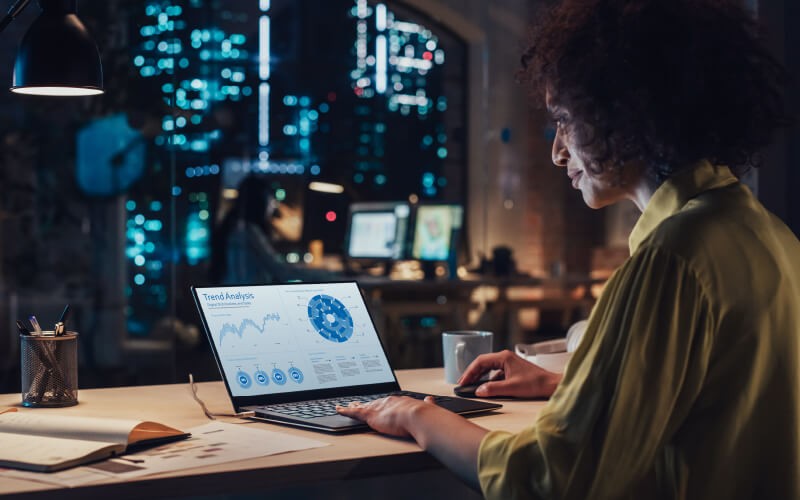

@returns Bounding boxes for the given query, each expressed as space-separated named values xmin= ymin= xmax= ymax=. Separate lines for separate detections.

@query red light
xmin=422 ymin=51 xmax=433 ymax=61
xmin=327 ymin=91 xmax=337 ymax=102
xmin=354 ymin=87 xmax=363 ymax=96
xmin=325 ymin=211 xmax=337 ymax=222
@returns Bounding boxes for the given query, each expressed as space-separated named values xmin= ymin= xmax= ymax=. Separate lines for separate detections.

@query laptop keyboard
xmin=262 ymin=392 xmax=454 ymax=419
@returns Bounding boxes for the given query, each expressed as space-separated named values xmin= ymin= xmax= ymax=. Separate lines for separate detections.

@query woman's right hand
xmin=458 ymin=350 xmax=562 ymax=399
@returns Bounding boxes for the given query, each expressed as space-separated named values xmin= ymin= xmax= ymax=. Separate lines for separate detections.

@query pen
xmin=28 ymin=316 xmax=43 ymax=336
xmin=16 ymin=320 xmax=30 ymax=336
xmin=55 ymin=304 xmax=70 ymax=336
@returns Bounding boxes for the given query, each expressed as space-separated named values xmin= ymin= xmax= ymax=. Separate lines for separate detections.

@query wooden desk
xmin=0 ymin=369 xmax=545 ymax=500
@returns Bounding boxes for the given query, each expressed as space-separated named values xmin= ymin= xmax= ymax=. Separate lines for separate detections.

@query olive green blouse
xmin=478 ymin=161 xmax=800 ymax=499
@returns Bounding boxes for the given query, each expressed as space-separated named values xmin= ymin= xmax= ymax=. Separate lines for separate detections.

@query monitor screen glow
xmin=411 ymin=204 xmax=463 ymax=261
xmin=345 ymin=203 xmax=410 ymax=260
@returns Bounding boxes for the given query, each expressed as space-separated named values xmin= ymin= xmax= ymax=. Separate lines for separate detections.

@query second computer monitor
xmin=410 ymin=203 xmax=464 ymax=261
xmin=345 ymin=202 xmax=411 ymax=261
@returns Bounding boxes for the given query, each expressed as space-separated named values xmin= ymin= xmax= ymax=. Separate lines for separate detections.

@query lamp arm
xmin=0 ymin=0 xmax=32 ymax=34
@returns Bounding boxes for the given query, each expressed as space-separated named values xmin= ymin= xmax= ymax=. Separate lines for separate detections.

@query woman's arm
xmin=337 ymin=396 xmax=488 ymax=490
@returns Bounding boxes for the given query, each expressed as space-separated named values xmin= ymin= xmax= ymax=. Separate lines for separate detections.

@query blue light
xmin=354 ymin=173 xmax=364 ymax=183
xmin=176 ymin=117 xmax=186 ymax=128
xmin=422 ymin=172 xmax=435 ymax=187
xmin=179 ymin=58 xmax=189 ymax=68
xmin=375 ymin=174 xmax=387 ymax=185
xmin=308 ymin=110 xmax=319 ymax=120
xmin=310 ymin=164 xmax=321 ymax=175
xmin=140 ymin=26 xmax=156 ymax=37
xmin=140 ymin=67 xmax=156 ymax=77
xmin=283 ymin=95 xmax=298 ymax=106
xmin=185 ymin=167 xmax=195 ymax=178
xmin=134 ymin=255 xmax=146 ymax=266
xmin=200 ymin=50 xmax=211 ymax=61
xmin=150 ymin=201 xmax=162 ymax=211
xmin=299 ymin=96 xmax=311 ymax=107
xmin=299 ymin=138 xmax=310 ymax=152
xmin=283 ymin=125 xmax=298 ymax=135
xmin=133 ymin=55 xmax=145 ymax=66
xmin=161 ymin=83 xmax=173 ymax=93
xmin=126 ymin=200 xmax=136 ymax=211
xmin=319 ymin=103 xmax=329 ymax=113
xmin=134 ymin=214 xmax=146 ymax=225
xmin=210 ymin=164 xmax=220 ymax=174
xmin=144 ymin=220 xmax=163 ymax=231
xmin=172 ymin=186 xmax=182 ymax=196
xmin=191 ymin=115 xmax=202 ymax=125
xmin=437 ymin=147 xmax=448 ymax=159
xmin=145 ymin=242 xmax=156 ymax=252
xmin=134 ymin=274 xmax=146 ymax=285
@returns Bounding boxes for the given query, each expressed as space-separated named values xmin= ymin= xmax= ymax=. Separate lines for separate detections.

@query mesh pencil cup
xmin=20 ymin=332 xmax=78 ymax=407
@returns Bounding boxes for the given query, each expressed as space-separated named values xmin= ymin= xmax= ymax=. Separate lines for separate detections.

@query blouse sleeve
xmin=478 ymin=245 xmax=715 ymax=500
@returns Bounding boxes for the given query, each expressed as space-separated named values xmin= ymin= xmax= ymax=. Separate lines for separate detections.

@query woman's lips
xmin=568 ymin=171 xmax=582 ymax=189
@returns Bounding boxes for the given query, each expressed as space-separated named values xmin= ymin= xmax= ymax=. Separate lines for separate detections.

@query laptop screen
xmin=193 ymin=282 xmax=396 ymax=398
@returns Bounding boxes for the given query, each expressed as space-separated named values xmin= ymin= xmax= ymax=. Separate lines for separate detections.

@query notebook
xmin=191 ymin=281 xmax=501 ymax=432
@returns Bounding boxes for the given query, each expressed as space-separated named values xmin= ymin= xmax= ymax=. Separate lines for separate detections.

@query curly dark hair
xmin=520 ymin=0 xmax=792 ymax=182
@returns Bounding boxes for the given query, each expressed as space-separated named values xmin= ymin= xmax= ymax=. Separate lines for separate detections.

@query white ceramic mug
xmin=442 ymin=331 xmax=493 ymax=384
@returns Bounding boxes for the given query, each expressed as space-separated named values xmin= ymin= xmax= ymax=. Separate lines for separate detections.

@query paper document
xmin=0 ymin=422 xmax=329 ymax=488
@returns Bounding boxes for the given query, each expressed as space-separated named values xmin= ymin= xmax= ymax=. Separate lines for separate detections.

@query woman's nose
xmin=551 ymin=129 xmax=569 ymax=167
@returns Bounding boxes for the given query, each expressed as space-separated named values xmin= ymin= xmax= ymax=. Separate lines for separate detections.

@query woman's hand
xmin=336 ymin=396 xmax=440 ymax=437
xmin=337 ymin=395 xmax=489 ymax=490
xmin=458 ymin=349 xmax=562 ymax=399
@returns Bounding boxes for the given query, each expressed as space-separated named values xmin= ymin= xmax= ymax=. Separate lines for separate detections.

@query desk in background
xmin=357 ymin=275 xmax=599 ymax=367
xmin=0 ymin=368 xmax=546 ymax=500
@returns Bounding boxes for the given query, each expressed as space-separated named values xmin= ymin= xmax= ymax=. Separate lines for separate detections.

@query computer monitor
xmin=344 ymin=202 xmax=411 ymax=261
xmin=410 ymin=203 xmax=464 ymax=263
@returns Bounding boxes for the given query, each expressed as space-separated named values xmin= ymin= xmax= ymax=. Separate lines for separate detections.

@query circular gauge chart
xmin=254 ymin=370 xmax=270 ymax=386
xmin=288 ymin=366 xmax=304 ymax=384
xmin=307 ymin=294 xmax=354 ymax=343
xmin=272 ymin=368 xmax=287 ymax=385
xmin=236 ymin=370 xmax=252 ymax=389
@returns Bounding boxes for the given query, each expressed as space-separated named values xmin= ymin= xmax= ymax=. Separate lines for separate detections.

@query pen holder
xmin=20 ymin=332 xmax=78 ymax=408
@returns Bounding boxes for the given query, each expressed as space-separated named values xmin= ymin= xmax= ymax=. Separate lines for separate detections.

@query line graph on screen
xmin=218 ymin=313 xmax=282 ymax=346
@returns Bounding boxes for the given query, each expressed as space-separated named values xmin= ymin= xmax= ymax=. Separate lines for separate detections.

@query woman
xmin=338 ymin=0 xmax=799 ymax=498
xmin=210 ymin=175 xmax=336 ymax=284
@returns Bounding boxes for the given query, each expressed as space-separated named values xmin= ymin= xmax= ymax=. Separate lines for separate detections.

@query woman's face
xmin=547 ymin=93 xmax=642 ymax=209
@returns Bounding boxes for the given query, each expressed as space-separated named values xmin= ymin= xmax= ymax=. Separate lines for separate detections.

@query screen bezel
xmin=190 ymin=281 xmax=401 ymax=411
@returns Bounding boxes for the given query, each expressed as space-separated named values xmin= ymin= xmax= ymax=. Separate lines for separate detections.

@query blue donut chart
xmin=307 ymin=294 xmax=354 ymax=343
xmin=272 ymin=368 xmax=287 ymax=385
xmin=254 ymin=370 xmax=269 ymax=386
xmin=288 ymin=366 xmax=304 ymax=384
xmin=236 ymin=370 xmax=252 ymax=389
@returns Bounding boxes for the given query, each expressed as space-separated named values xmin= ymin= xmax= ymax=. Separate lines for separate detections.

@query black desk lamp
xmin=1 ymin=0 xmax=103 ymax=96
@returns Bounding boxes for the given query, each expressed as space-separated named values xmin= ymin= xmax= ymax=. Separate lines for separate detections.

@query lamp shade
xmin=10 ymin=0 xmax=103 ymax=96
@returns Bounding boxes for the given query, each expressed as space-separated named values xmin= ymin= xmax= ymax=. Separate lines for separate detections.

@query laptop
xmin=191 ymin=281 xmax=501 ymax=432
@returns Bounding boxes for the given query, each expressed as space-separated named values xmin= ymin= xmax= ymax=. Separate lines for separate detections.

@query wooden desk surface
xmin=0 ymin=369 xmax=545 ymax=499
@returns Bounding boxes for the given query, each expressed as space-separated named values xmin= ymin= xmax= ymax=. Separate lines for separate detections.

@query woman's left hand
xmin=336 ymin=395 xmax=440 ymax=437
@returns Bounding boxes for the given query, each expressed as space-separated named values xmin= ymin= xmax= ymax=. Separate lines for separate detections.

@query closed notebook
xmin=0 ymin=410 xmax=190 ymax=472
